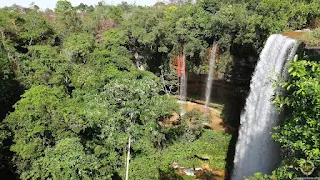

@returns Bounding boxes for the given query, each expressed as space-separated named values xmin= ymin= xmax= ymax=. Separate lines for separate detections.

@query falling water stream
xmin=205 ymin=43 xmax=218 ymax=114
xmin=232 ymin=34 xmax=299 ymax=180
xmin=180 ymin=55 xmax=187 ymax=115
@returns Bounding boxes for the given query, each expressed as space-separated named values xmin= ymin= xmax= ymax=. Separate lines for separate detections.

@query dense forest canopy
xmin=0 ymin=0 xmax=319 ymax=179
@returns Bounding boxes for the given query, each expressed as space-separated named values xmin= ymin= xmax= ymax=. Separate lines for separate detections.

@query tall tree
xmin=54 ymin=0 xmax=82 ymax=39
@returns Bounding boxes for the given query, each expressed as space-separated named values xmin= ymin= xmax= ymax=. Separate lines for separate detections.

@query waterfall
xmin=205 ymin=43 xmax=218 ymax=114
xmin=232 ymin=34 xmax=299 ymax=180
xmin=179 ymin=55 xmax=187 ymax=115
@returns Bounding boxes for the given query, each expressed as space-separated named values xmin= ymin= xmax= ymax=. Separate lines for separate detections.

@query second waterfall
xmin=205 ymin=43 xmax=218 ymax=114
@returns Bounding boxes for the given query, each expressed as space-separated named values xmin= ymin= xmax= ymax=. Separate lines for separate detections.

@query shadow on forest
xmin=220 ymin=87 xmax=245 ymax=180
xmin=0 ymin=75 xmax=24 ymax=180
xmin=158 ymin=168 xmax=184 ymax=180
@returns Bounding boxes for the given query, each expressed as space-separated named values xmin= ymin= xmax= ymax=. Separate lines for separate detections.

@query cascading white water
xmin=180 ymin=55 xmax=187 ymax=115
xmin=205 ymin=43 xmax=218 ymax=114
xmin=232 ymin=34 xmax=299 ymax=180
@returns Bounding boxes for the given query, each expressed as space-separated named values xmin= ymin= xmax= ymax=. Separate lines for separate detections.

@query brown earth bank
xmin=195 ymin=163 xmax=226 ymax=180
xmin=160 ymin=100 xmax=234 ymax=133
xmin=172 ymin=162 xmax=227 ymax=180
xmin=182 ymin=101 xmax=233 ymax=133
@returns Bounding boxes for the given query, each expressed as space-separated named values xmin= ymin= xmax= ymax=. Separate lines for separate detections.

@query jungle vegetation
xmin=0 ymin=0 xmax=319 ymax=179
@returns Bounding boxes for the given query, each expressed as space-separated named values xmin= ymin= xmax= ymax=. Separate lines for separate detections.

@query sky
xmin=0 ymin=0 xmax=159 ymax=10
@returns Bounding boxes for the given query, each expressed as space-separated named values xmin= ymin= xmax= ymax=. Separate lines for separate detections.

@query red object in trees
xmin=181 ymin=55 xmax=185 ymax=76
xmin=177 ymin=55 xmax=181 ymax=77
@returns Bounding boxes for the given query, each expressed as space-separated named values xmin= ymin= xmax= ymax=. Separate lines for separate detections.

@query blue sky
xmin=0 ymin=0 xmax=158 ymax=10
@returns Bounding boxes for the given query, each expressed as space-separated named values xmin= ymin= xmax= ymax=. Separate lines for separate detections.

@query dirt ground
xmin=164 ymin=101 xmax=234 ymax=133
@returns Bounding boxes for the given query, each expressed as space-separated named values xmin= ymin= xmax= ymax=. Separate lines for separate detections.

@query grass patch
xmin=299 ymin=28 xmax=320 ymax=46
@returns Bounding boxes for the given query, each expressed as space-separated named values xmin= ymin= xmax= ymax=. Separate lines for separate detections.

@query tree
xmin=4 ymin=66 xmax=180 ymax=179
xmin=64 ymin=32 xmax=95 ymax=63
xmin=18 ymin=45 xmax=72 ymax=88
xmin=76 ymin=3 xmax=88 ymax=13
xmin=23 ymin=138 xmax=105 ymax=179
xmin=102 ymin=28 xmax=128 ymax=47
xmin=54 ymin=0 xmax=82 ymax=38
xmin=167 ymin=0 xmax=192 ymax=6
xmin=0 ymin=7 xmax=23 ymax=56
xmin=4 ymin=86 xmax=71 ymax=174
xmin=122 ymin=6 xmax=170 ymax=72
xmin=19 ymin=8 xmax=54 ymax=46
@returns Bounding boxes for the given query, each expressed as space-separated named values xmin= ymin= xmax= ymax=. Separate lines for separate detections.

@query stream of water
xmin=180 ymin=55 xmax=187 ymax=115
xmin=205 ymin=43 xmax=218 ymax=114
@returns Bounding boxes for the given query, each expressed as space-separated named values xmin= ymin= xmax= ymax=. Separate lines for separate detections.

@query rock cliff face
xmin=171 ymin=49 xmax=255 ymax=92
xmin=230 ymin=55 xmax=256 ymax=87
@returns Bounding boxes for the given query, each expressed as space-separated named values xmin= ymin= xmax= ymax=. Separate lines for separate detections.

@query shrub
xmin=271 ymin=57 xmax=320 ymax=178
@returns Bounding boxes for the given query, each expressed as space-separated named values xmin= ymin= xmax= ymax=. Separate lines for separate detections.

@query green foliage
xmin=164 ymin=4 xmax=210 ymax=58
xmin=55 ymin=0 xmax=73 ymax=14
xmin=126 ymin=130 xmax=231 ymax=180
xmin=181 ymin=108 xmax=210 ymax=142
xmin=19 ymin=9 xmax=54 ymax=46
xmin=88 ymin=46 xmax=132 ymax=71
xmin=4 ymin=86 xmax=72 ymax=173
xmin=212 ymin=3 xmax=256 ymax=46
xmin=1 ymin=1 xmax=320 ymax=179
xmin=216 ymin=51 xmax=232 ymax=77
xmin=4 ymin=69 xmax=181 ymax=178
xmin=54 ymin=0 xmax=82 ymax=38
xmin=23 ymin=138 xmax=106 ymax=180
xmin=244 ymin=172 xmax=275 ymax=180
xmin=123 ymin=7 xmax=163 ymax=47
xmin=64 ymin=32 xmax=94 ymax=63
xmin=103 ymin=28 xmax=128 ymax=47
xmin=122 ymin=6 xmax=168 ymax=72
xmin=2 ymin=0 xmax=318 ymax=75
xmin=272 ymin=58 xmax=320 ymax=177
xmin=17 ymin=45 xmax=71 ymax=88
xmin=255 ymin=0 xmax=297 ymax=33
xmin=104 ymin=6 xmax=124 ymax=24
